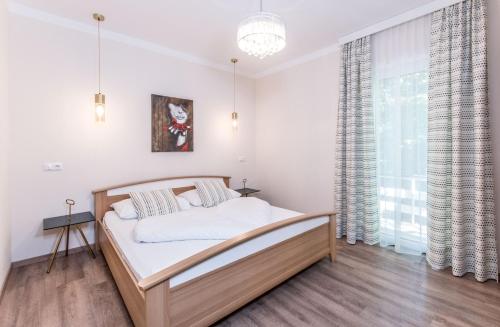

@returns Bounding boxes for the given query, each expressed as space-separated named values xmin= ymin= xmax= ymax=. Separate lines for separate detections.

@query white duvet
xmin=134 ymin=197 xmax=272 ymax=243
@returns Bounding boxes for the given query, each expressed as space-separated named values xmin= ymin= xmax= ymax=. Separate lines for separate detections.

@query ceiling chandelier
xmin=237 ymin=0 xmax=286 ymax=59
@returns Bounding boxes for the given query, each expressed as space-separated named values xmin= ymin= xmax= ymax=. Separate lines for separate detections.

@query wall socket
xmin=43 ymin=162 xmax=63 ymax=171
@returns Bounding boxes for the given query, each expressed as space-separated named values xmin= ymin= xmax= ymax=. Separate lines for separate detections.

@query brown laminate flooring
xmin=1 ymin=240 xmax=499 ymax=327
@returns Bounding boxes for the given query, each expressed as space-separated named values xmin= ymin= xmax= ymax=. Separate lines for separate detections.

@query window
xmin=372 ymin=15 xmax=431 ymax=254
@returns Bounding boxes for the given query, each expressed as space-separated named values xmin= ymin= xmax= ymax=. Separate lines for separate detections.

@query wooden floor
xmin=1 ymin=240 xmax=500 ymax=327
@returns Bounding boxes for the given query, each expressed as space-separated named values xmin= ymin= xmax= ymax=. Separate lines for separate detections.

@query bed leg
xmin=95 ymin=222 xmax=101 ymax=252
xmin=145 ymin=280 xmax=171 ymax=327
xmin=94 ymin=191 xmax=107 ymax=253
xmin=329 ymin=214 xmax=336 ymax=262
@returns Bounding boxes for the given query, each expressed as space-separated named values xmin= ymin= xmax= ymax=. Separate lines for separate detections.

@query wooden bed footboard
xmin=98 ymin=212 xmax=336 ymax=327
xmin=164 ymin=220 xmax=334 ymax=327
xmin=93 ymin=176 xmax=336 ymax=327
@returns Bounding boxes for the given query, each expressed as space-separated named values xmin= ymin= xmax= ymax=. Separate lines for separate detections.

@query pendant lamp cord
xmin=98 ymin=19 xmax=101 ymax=94
xmin=233 ymin=61 xmax=236 ymax=114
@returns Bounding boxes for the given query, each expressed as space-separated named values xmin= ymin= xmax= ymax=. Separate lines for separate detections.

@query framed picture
xmin=151 ymin=94 xmax=193 ymax=152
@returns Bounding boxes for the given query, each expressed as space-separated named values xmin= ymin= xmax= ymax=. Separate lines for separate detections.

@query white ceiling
xmin=12 ymin=0 xmax=437 ymax=76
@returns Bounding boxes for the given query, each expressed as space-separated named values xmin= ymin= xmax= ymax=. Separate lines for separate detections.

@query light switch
xmin=43 ymin=162 xmax=63 ymax=171
xmin=238 ymin=156 xmax=246 ymax=163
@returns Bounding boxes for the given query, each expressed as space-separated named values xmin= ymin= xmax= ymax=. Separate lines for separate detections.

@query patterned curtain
xmin=335 ymin=36 xmax=379 ymax=245
xmin=427 ymin=0 xmax=497 ymax=282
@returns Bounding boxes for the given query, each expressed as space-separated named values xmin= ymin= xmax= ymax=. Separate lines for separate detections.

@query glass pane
xmin=374 ymin=71 xmax=428 ymax=255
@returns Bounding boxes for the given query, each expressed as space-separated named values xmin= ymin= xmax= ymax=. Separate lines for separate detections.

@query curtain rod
xmin=338 ymin=0 xmax=463 ymax=44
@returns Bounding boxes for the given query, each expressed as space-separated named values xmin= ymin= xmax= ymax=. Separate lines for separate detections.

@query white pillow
xmin=111 ymin=198 xmax=138 ymax=219
xmin=178 ymin=189 xmax=203 ymax=207
xmin=228 ymin=189 xmax=242 ymax=198
xmin=176 ymin=196 xmax=191 ymax=211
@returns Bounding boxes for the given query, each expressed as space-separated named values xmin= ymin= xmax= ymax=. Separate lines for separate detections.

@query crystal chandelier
xmin=237 ymin=0 xmax=286 ymax=59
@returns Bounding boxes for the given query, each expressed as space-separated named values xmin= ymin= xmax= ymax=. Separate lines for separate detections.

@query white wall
xmin=6 ymin=0 xmax=500 ymax=265
xmin=8 ymin=16 xmax=256 ymax=262
xmin=256 ymin=0 xmax=500 ymax=262
xmin=255 ymin=52 xmax=340 ymax=213
xmin=0 ymin=0 xmax=11 ymax=289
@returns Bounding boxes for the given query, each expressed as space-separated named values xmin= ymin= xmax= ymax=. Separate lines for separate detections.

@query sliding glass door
xmin=372 ymin=15 xmax=430 ymax=255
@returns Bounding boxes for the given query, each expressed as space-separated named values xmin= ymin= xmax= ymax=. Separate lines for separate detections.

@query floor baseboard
xmin=11 ymin=244 xmax=96 ymax=269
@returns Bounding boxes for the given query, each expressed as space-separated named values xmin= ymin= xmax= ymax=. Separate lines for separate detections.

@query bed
xmin=93 ymin=175 xmax=336 ymax=327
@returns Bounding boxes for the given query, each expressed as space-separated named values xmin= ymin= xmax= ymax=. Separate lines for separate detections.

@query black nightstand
xmin=43 ymin=211 xmax=96 ymax=273
xmin=235 ymin=188 xmax=261 ymax=197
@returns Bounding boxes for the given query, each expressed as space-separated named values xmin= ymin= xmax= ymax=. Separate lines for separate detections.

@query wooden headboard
xmin=92 ymin=175 xmax=230 ymax=222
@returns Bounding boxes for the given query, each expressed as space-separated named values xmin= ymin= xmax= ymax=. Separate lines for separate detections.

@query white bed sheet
xmin=103 ymin=206 xmax=328 ymax=287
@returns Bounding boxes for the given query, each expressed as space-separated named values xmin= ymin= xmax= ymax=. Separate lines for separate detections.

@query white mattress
xmin=103 ymin=206 xmax=328 ymax=287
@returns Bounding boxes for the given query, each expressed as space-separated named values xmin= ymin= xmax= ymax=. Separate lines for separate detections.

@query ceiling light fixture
xmin=237 ymin=0 xmax=286 ymax=59
xmin=93 ymin=13 xmax=106 ymax=123
xmin=231 ymin=58 xmax=239 ymax=130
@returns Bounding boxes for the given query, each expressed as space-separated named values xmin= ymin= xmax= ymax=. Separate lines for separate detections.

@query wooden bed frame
xmin=93 ymin=175 xmax=336 ymax=327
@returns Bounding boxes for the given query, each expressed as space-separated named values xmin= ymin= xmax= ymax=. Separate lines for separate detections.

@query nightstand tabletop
xmin=43 ymin=211 xmax=95 ymax=230
xmin=234 ymin=188 xmax=261 ymax=196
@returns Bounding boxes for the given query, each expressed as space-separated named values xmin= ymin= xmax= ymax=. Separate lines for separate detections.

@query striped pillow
xmin=195 ymin=180 xmax=235 ymax=208
xmin=129 ymin=189 xmax=180 ymax=219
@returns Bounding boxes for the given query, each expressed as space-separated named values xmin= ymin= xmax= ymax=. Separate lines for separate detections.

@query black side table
xmin=234 ymin=188 xmax=261 ymax=197
xmin=43 ymin=211 xmax=96 ymax=273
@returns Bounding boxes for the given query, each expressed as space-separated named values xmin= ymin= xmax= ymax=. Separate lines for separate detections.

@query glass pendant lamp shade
xmin=237 ymin=12 xmax=286 ymax=59
xmin=95 ymin=93 xmax=105 ymax=123
xmin=232 ymin=112 xmax=238 ymax=128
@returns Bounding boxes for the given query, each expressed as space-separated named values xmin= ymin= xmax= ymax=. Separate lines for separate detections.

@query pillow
xmin=194 ymin=180 xmax=237 ymax=208
xmin=176 ymin=196 xmax=191 ymax=211
xmin=129 ymin=189 xmax=180 ymax=219
xmin=110 ymin=198 xmax=138 ymax=219
xmin=178 ymin=189 xmax=203 ymax=207
xmin=228 ymin=189 xmax=242 ymax=198
xmin=178 ymin=187 xmax=241 ymax=207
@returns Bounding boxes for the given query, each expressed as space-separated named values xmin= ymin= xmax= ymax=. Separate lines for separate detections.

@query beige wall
xmin=0 ymin=0 xmax=10 ymax=289
xmin=256 ymin=0 xmax=500 ymax=261
xmin=255 ymin=51 xmax=340 ymax=213
xmin=8 ymin=16 xmax=257 ymax=262
xmin=5 ymin=0 xmax=500 ymax=265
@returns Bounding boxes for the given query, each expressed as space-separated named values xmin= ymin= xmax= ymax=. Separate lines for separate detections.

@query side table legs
xmin=47 ymin=226 xmax=66 ymax=273
xmin=46 ymin=225 xmax=96 ymax=273
xmin=65 ymin=224 xmax=70 ymax=256
xmin=76 ymin=225 xmax=96 ymax=258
